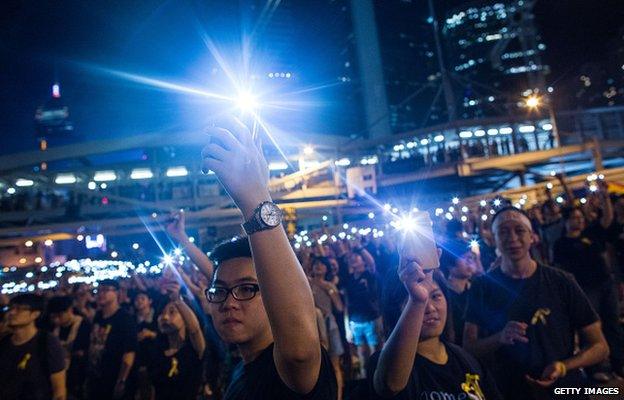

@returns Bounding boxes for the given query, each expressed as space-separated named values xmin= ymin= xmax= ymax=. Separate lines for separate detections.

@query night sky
xmin=1 ymin=0 xmax=623 ymax=155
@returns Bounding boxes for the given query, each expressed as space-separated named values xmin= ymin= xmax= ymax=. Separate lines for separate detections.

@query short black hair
xmin=10 ymin=293 xmax=45 ymax=312
xmin=98 ymin=279 xmax=120 ymax=290
xmin=439 ymin=239 xmax=470 ymax=276
xmin=47 ymin=296 xmax=74 ymax=314
xmin=210 ymin=236 xmax=252 ymax=266
xmin=381 ymin=269 xmax=452 ymax=339
xmin=561 ymin=206 xmax=583 ymax=220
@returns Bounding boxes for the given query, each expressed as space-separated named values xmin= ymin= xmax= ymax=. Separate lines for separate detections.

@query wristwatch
xmin=242 ymin=201 xmax=283 ymax=235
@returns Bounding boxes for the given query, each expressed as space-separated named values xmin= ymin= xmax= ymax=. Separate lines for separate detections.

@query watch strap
xmin=241 ymin=202 xmax=281 ymax=235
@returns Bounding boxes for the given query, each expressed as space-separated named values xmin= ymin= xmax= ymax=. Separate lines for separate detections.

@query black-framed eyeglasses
xmin=205 ymin=283 xmax=260 ymax=304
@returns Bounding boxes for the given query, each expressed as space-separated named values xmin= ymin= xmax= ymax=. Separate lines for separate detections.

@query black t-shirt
xmin=136 ymin=310 xmax=159 ymax=367
xmin=367 ymin=342 xmax=502 ymax=400
xmin=224 ymin=343 xmax=337 ymax=400
xmin=58 ymin=318 xmax=91 ymax=354
xmin=552 ymin=225 xmax=611 ymax=289
xmin=465 ymin=265 xmax=598 ymax=400
xmin=608 ymin=220 xmax=624 ymax=280
xmin=0 ymin=331 xmax=66 ymax=400
xmin=447 ymin=288 xmax=469 ymax=346
xmin=345 ymin=271 xmax=380 ymax=322
xmin=147 ymin=336 xmax=203 ymax=400
xmin=87 ymin=308 xmax=138 ymax=387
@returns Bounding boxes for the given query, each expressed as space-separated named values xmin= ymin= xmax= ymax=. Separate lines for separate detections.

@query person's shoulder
xmin=115 ymin=307 xmax=135 ymax=322
xmin=43 ymin=330 xmax=64 ymax=349
xmin=472 ymin=268 xmax=503 ymax=287
xmin=536 ymin=264 xmax=578 ymax=286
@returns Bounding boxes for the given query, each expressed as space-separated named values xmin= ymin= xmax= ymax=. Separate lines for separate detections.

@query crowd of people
xmin=0 ymin=116 xmax=622 ymax=400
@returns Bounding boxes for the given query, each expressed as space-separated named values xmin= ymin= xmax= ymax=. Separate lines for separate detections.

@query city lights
xmin=16 ymin=179 xmax=34 ymax=187
xmin=55 ymin=173 xmax=77 ymax=184
xmin=25 ymin=240 xmax=33 ymax=247
xmin=335 ymin=158 xmax=351 ymax=167
xmin=130 ymin=168 xmax=153 ymax=180
xmin=268 ymin=161 xmax=289 ymax=171
xmin=93 ymin=170 xmax=117 ymax=182
xmin=44 ymin=239 xmax=53 ymax=246
xmin=165 ymin=166 xmax=189 ymax=177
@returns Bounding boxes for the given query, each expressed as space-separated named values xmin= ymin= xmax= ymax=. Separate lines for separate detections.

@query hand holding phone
xmin=397 ymin=212 xmax=440 ymax=270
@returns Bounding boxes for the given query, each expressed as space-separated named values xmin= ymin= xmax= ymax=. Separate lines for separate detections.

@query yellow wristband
xmin=555 ymin=361 xmax=567 ymax=377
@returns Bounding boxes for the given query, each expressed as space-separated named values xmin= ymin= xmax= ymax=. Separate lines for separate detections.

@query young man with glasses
xmin=201 ymin=116 xmax=337 ymax=400
xmin=0 ymin=293 xmax=67 ymax=400
xmin=463 ymin=207 xmax=609 ymax=399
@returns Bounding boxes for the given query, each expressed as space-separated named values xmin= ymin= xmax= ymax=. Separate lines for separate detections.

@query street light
xmin=525 ymin=95 xmax=541 ymax=108
xmin=524 ymin=94 xmax=560 ymax=148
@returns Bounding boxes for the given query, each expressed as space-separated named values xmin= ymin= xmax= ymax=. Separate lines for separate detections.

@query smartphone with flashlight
xmin=398 ymin=211 xmax=440 ymax=270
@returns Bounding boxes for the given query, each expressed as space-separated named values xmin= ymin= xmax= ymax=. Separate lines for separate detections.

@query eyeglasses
xmin=205 ymin=283 xmax=260 ymax=304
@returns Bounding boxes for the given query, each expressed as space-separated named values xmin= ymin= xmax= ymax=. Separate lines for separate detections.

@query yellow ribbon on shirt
xmin=17 ymin=353 xmax=32 ymax=370
xmin=167 ymin=357 xmax=179 ymax=378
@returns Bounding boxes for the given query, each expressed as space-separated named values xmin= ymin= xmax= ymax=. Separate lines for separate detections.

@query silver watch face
xmin=260 ymin=203 xmax=281 ymax=227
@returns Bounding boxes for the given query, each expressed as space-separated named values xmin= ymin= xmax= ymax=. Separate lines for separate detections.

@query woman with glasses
xmin=145 ymin=280 xmax=205 ymax=400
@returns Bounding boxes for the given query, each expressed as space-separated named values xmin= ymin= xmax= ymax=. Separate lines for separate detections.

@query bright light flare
xmin=236 ymin=91 xmax=258 ymax=112
xmin=526 ymin=96 xmax=541 ymax=108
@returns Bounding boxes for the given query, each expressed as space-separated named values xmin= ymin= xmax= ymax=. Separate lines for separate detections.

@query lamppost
xmin=525 ymin=95 xmax=561 ymax=148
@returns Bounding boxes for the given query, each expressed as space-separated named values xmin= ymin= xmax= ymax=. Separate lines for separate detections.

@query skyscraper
xmin=442 ymin=0 xmax=549 ymax=119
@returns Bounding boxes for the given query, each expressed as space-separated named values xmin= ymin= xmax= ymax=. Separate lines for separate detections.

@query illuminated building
xmin=442 ymin=0 xmax=549 ymax=119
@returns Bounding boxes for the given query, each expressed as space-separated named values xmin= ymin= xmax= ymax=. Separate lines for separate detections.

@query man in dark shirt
xmin=86 ymin=279 xmax=138 ymax=400
xmin=201 ymin=116 xmax=336 ymax=400
xmin=464 ymin=207 xmax=609 ymax=400
xmin=345 ymin=251 xmax=381 ymax=378
xmin=439 ymin=239 xmax=479 ymax=346
xmin=0 ymin=294 xmax=66 ymax=400
xmin=48 ymin=296 xmax=91 ymax=398
xmin=554 ymin=206 xmax=624 ymax=378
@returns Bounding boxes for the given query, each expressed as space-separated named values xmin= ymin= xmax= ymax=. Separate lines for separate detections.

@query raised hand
xmin=166 ymin=209 xmax=189 ymax=243
xmin=201 ymin=116 xmax=270 ymax=217
xmin=398 ymin=260 xmax=434 ymax=304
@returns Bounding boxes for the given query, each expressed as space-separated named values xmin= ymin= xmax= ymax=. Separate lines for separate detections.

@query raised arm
xmin=598 ymin=180 xmax=614 ymax=229
xmin=556 ymin=173 xmax=575 ymax=204
xmin=167 ymin=210 xmax=214 ymax=281
xmin=201 ymin=117 xmax=320 ymax=394
xmin=166 ymin=281 xmax=206 ymax=358
xmin=373 ymin=261 xmax=431 ymax=397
